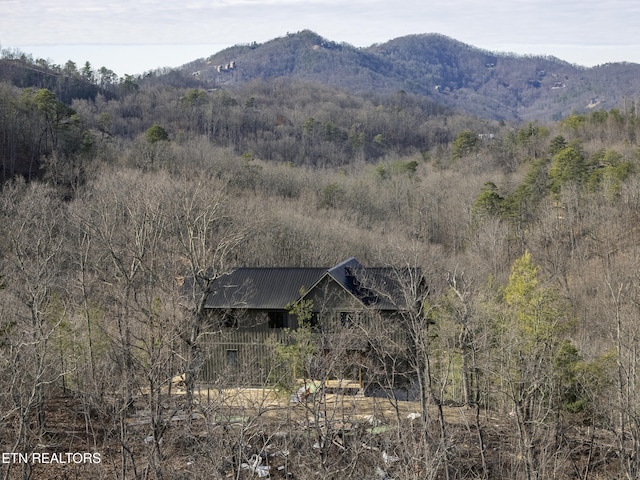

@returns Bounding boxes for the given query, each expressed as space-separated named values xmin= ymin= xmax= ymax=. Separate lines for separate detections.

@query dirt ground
xmin=2 ymin=385 xmax=613 ymax=479
xmin=2 ymin=385 xmax=477 ymax=479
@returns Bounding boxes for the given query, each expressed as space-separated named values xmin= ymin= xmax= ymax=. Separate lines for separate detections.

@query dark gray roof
xmin=327 ymin=257 xmax=363 ymax=292
xmin=326 ymin=258 xmax=421 ymax=309
xmin=204 ymin=258 xmax=424 ymax=311
xmin=205 ymin=268 xmax=326 ymax=310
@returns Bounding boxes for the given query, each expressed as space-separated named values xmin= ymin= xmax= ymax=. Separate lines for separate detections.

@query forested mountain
xmin=4 ymin=38 xmax=640 ymax=479
xmin=186 ymin=30 xmax=640 ymax=122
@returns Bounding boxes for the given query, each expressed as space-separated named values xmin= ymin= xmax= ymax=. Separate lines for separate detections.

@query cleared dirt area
xmin=2 ymin=385 xmax=616 ymax=479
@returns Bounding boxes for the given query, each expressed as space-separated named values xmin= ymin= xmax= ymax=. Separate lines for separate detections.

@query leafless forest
xmin=2 ymin=54 xmax=640 ymax=479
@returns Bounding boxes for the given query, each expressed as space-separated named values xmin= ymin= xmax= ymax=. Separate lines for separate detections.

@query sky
xmin=2 ymin=0 xmax=640 ymax=77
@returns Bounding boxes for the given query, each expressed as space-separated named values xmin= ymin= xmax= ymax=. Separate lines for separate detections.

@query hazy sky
xmin=2 ymin=0 xmax=639 ymax=76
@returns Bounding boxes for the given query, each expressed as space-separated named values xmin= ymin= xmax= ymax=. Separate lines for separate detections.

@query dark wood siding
xmin=200 ymin=329 xmax=289 ymax=385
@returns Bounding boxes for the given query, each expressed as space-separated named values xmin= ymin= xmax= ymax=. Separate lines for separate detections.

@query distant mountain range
xmin=183 ymin=30 xmax=640 ymax=123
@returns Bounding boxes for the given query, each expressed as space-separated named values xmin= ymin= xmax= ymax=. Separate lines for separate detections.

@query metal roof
xmin=328 ymin=259 xmax=420 ymax=309
xmin=327 ymin=257 xmax=362 ymax=292
xmin=205 ymin=267 xmax=326 ymax=310
xmin=204 ymin=258 xmax=424 ymax=311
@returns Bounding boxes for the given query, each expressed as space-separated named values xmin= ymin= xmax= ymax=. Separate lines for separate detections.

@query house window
xmin=292 ymin=312 xmax=320 ymax=330
xmin=309 ymin=312 xmax=320 ymax=330
xmin=226 ymin=349 xmax=238 ymax=368
xmin=221 ymin=311 xmax=237 ymax=328
xmin=268 ymin=311 xmax=287 ymax=329
xmin=340 ymin=312 xmax=360 ymax=327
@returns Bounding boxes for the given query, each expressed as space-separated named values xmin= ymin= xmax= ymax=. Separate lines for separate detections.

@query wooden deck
xmin=322 ymin=379 xmax=364 ymax=395
xmin=198 ymin=327 xmax=406 ymax=387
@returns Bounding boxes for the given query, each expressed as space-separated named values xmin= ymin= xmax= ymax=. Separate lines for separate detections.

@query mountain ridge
xmin=184 ymin=30 xmax=640 ymax=122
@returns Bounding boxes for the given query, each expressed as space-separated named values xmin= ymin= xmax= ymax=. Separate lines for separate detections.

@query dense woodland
xmin=2 ymin=49 xmax=640 ymax=479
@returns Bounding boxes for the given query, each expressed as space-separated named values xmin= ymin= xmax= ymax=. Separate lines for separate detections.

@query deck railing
xmin=198 ymin=327 xmax=407 ymax=386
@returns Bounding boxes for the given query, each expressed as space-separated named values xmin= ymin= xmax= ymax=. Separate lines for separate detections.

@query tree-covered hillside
xmin=191 ymin=30 xmax=640 ymax=122
xmin=2 ymin=51 xmax=640 ymax=479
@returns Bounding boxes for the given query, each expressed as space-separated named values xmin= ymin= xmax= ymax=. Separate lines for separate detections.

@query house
xmin=197 ymin=258 xmax=425 ymax=387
